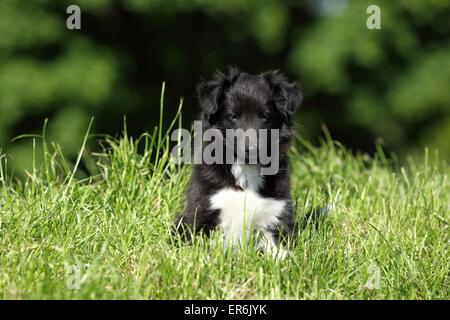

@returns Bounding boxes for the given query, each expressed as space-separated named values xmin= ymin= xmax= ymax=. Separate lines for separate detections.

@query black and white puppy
xmin=174 ymin=68 xmax=302 ymax=258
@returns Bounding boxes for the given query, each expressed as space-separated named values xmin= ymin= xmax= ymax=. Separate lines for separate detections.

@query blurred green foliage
xmin=0 ymin=0 xmax=449 ymax=171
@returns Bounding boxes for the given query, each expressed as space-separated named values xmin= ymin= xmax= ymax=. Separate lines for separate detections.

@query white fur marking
xmin=231 ymin=164 xmax=263 ymax=191
xmin=210 ymin=188 xmax=286 ymax=249
xmin=258 ymin=230 xmax=288 ymax=260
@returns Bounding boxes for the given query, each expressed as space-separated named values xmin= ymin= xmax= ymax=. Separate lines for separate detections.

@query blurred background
xmin=1 ymin=0 xmax=449 ymax=173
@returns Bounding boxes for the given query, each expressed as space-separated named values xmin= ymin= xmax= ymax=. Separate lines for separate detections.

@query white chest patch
xmin=230 ymin=164 xmax=263 ymax=191
xmin=210 ymin=164 xmax=286 ymax=246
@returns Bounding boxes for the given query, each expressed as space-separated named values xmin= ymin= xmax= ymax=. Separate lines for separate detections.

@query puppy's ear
xmin=197 ymin=67 xmax=241 ymax=123
xmin=263 ymin=70 xmax=303 ymax=125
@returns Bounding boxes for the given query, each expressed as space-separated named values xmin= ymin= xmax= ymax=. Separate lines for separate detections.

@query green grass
xmin=0 ymin=96 xmax=448 ymax=299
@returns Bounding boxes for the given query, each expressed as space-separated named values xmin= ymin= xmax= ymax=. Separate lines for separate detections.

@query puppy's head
xmin=197 ymin=67 xmax=302 ymax=162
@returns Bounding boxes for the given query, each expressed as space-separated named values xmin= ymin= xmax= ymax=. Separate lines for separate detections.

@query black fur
xmin=174 ymin=67 xmax=302 ymax=244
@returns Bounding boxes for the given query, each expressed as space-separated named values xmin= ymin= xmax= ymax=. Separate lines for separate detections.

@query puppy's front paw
xmin=271 ymin=246 xmax=289 ymax=261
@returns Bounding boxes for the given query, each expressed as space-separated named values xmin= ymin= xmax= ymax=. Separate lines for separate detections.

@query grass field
xmin=0 ymin=101 xmax=448 ymax=299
